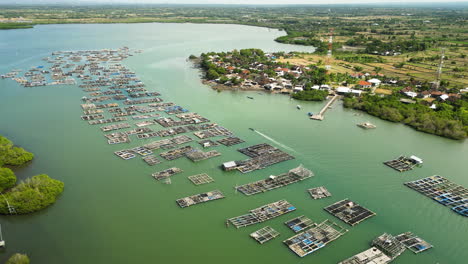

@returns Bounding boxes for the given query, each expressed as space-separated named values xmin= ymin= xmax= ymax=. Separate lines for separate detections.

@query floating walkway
xmin=176 ymin=190 xmax=225 ymax=208
xmin=324 ymin=199 xmax=376 ymax=226
xmin=404 ymin=175 xmax=467 ymax=217
xmin=310 ymin=94 xmax=339 ymax=121
xmin=235 ymin=165 xmax=313 ymax=195
xmin=228 ymin=200 xmax=296 ymax=228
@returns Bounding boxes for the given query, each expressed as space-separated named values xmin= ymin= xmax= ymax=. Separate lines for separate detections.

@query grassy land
xmin=279 ymin=47 xmax=468 ymax=88
xmin=0 ymin=22 xmax=34 ymax=29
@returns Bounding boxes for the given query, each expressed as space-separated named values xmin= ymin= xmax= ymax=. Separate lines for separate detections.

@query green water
xmin=0 ymin=23 xmax=466 ymax=264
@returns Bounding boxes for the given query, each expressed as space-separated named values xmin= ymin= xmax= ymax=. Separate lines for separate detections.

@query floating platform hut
xmin=324 ymin=199 xmax=376 ymax=226
xmin=404 ymin=175 xmax=467 ymax=217
xmin=222 ymin=143 xmax=295 ymax=173
xmin=339 ymin=247 xmax=392 ymax=264
xmin=372 ymin=233 xmax=406 ymax=260
xmin=176 ymin=190 xmax=225 ymax=208
xmin=250 ymin=226 xmax=280 ymax=244
xmin=285 ymin=215 xmax=316 ymax=233
xmin=188 ymin=173 xmax=214 ymax=185
xmin=308 ymin=186 xmax=332 ymax=199
xmin=228 ymin=200 xmax=296 ymax=228
xmin=152 ymin=167 xmax=183 ymax=181
xmin=198 ymin=139 xmax=219 ymax=148
xmin=283 ymin=219 xmax=348 ymax=257
xmin=383 ymin=155 xmax=423 ymax=172
xmin=235 ymin=165 xmax=313 ymax=195
xmin=395 ymin=232 xmax=433 ymax=254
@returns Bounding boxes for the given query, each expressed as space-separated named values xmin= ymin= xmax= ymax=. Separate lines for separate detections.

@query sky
xmin=2 ymin=0 xmax=467 ymax=5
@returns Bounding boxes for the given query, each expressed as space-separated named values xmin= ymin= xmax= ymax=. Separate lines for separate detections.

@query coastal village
xmin=195 ymin=48 xmax=467 ymax=139
xmin=1 ymin=46 xmax=466 ymax=263
xmin=197 ymin=49 xmax=465 ymax=103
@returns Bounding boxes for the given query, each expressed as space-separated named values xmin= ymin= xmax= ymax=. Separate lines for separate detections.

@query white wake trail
xmin=253 ymin=130 xmax=298 ymax=154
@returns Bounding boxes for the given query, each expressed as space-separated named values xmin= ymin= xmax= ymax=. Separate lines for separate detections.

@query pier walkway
xmin=310 ymin=94 xmax=340 ymax=121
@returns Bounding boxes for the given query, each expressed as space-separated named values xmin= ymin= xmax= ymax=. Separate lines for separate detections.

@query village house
xmin=357 ymin=80 xmax=372 ymax=89
xmin=367 ymin=78 xmax=382 ymax=87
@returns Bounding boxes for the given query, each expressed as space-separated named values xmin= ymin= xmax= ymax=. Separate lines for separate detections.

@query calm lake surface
xmin=0 ymin=23 xmax=466 ymax=264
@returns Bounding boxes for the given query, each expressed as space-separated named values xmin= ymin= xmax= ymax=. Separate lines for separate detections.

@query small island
xmin=0 ymin=135 xmax=64 ymax=214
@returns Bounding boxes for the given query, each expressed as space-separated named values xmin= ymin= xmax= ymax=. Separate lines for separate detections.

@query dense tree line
xmin=0 ymin=135 xmax=64 ymax=214
xmin=0 ymin=136 xmax=34 ymax=166
xmin=292 ymin=89 xmax=328 ymax=101
xmin=343 ymin=95 xmax=468 ymax=140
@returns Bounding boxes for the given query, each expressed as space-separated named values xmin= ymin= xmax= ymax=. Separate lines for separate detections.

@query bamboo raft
xmin=228 ymin=200 xmax=296 ymax=228
xmin=250 ymin=226 xmax=280 ymax=244
xmin=152 ymin=167 xmax=183 ymax=181
xmin=395 ymin=232 xmax=433 ymax=254
xmin=188 ymin=173 xmax=214 ymax=185
xmin=176 ymin=190 xmax=225 ymax=208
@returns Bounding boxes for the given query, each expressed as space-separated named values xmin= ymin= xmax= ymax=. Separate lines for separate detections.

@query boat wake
xmin=253 ymin=130 xmax=298 ymax=154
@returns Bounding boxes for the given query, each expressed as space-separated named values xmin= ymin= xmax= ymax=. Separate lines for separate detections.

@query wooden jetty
xmin=188 ymin=173 xmax=214 ymax=185
xmin=308 ymin=186 xmax=332 ymax=199
xmin=285 ymin=215 xmax=316 ymax=233
xmin=324 ymin=199 xmax=376 ymax=226
xmin=235 ymin=165 xmax=313 ymax=195
xmin=228 ymin=200 xmax=296 ymax=228
xmin=250 ymin=226 xmax=280 ymax=244
xmin=283 ymin=219 xmax=348 ymax=257
xmin=310 ymin=94 xmax=339 ymax=121
xmin=404 ymin=175 xmax=467 ymax=217
xmin=176 ymin=190 xmax=225 ymax=208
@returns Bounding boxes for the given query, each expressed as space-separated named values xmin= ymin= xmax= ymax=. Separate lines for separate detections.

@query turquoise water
xmin=0 ymin=23 xmax=467 ymax=264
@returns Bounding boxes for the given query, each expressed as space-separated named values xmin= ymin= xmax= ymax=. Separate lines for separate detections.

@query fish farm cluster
xmin=405 ymin=175 xmax=467 ymax=217
xmin=339 ymin=232 xmax=432 ymax=264
xmin=2 ymin=47 xmax=452 ymax=261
